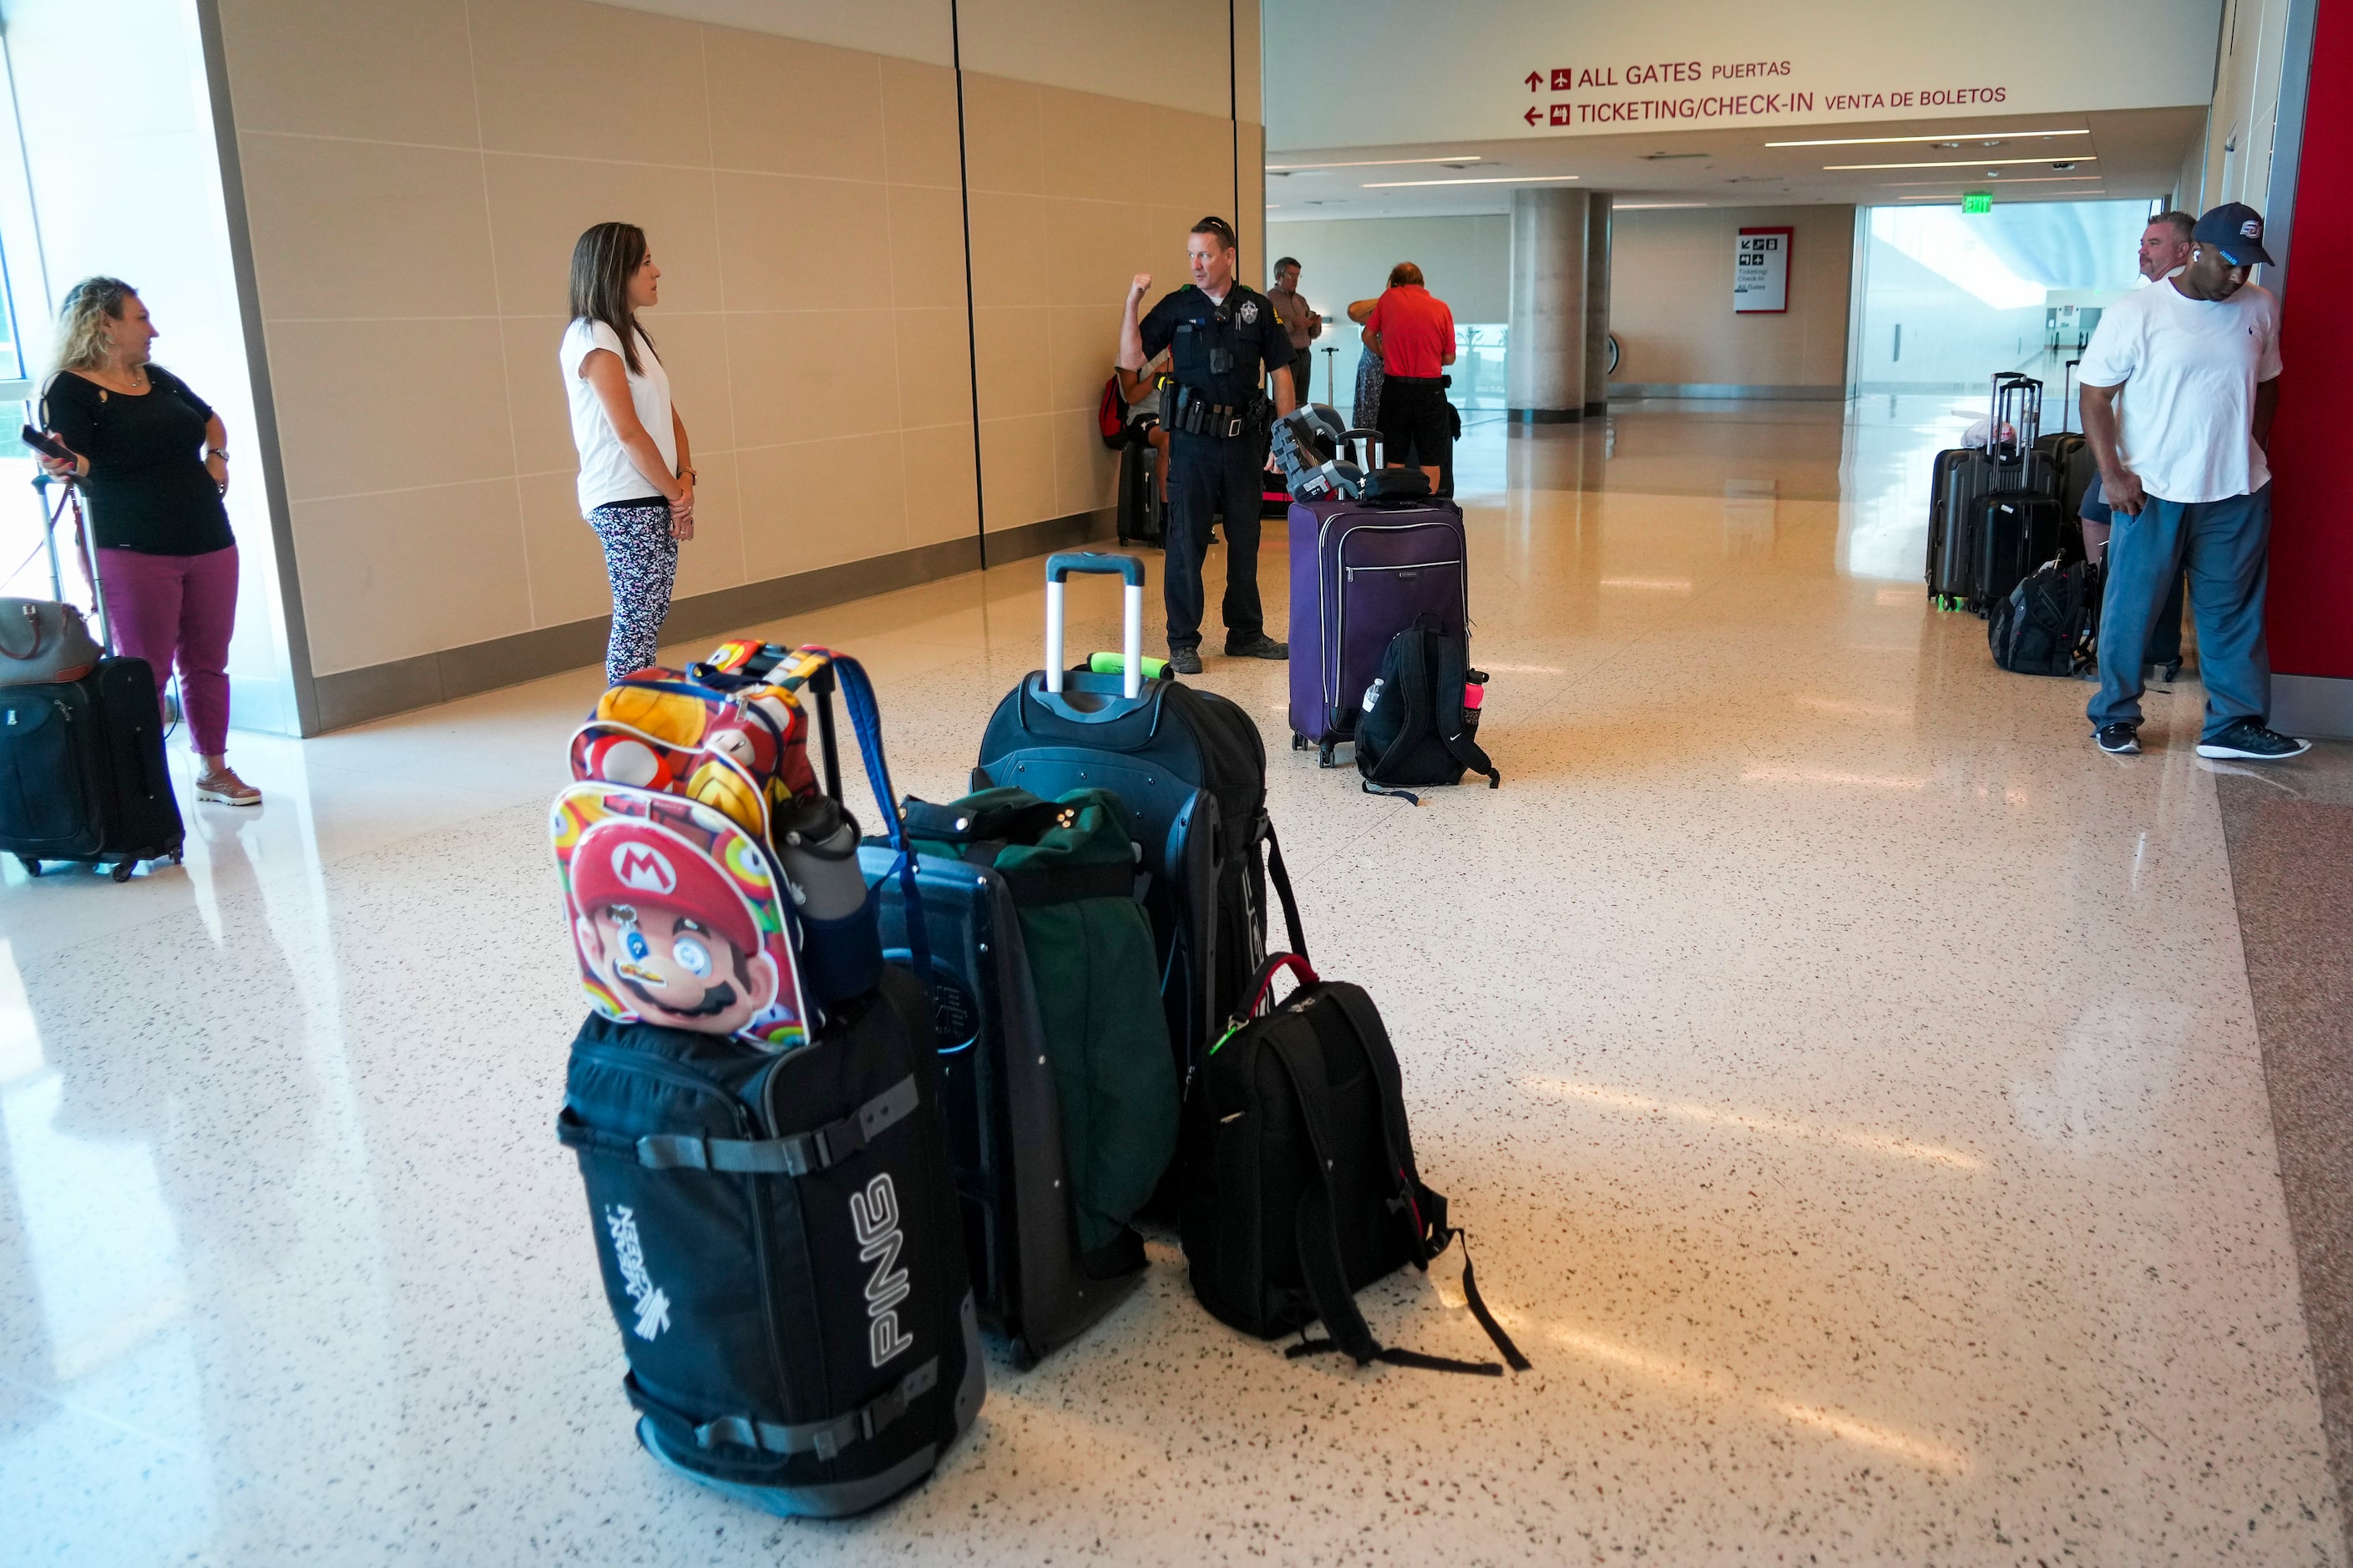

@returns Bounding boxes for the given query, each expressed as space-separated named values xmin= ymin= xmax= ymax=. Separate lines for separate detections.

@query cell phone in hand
xmin=20 ymin=425 xmax=73 ymax=463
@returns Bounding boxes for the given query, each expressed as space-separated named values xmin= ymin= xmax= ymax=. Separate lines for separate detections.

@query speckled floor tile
xmin=0 ymin=400 xmax=2339 ymax=1565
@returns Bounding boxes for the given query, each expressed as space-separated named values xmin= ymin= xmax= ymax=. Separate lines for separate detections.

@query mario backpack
xmin=554 ymin=653 xmax=979 ymax=1518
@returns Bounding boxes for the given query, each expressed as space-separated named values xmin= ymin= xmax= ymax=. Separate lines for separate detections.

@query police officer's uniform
xmin=1137 ymin=281 xmax=1292 ymax=656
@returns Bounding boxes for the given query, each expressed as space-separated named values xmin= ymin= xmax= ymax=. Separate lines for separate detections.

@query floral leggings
xmin=586 ymin=499 xmax=677 ymax=685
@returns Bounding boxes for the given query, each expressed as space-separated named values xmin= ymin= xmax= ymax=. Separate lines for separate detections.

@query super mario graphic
xmin=551 ymin=784 xmax=816 ymax=1050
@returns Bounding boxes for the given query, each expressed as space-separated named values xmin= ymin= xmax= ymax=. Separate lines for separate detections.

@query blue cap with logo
xmin=2193 ymin=202 xmax=2275 ymax=267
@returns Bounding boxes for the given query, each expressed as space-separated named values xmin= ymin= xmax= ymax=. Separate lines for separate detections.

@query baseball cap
xmin=570 ymin=817 xmax=761 ymax=955
xmin=2192 ymin=203 xmax=2275 ymax=267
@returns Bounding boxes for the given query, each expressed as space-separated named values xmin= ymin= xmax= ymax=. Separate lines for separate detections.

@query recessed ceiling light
xmin=1766 ymin=128 xmax=2090 ymax=147
xmin=1824 ymin=155 xmax=2099 ymax=170
xmin=1361 ymin=174 xmax=1580 ymax=187
xmin=1265 ymin=155 xmax=1483 ymax=171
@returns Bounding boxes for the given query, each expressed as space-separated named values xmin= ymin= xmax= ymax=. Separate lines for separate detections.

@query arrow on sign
xmin=1525 ymin=70 xmax=1543 ymax=90
xmin=1524 ymin=105 xmax=1543 ymax=125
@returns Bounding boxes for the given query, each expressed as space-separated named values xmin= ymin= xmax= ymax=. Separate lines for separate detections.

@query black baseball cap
xmin=2193 ymin=203 xmax=2275 ymax=267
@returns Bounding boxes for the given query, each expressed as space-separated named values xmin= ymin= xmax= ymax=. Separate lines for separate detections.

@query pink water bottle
xmin=1461 ymin=676 xmax=1485 ymax=738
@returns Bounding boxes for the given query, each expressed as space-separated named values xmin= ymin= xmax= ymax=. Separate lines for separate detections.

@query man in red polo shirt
xmin=1363 ymin=263 xmax=1455 ymax=489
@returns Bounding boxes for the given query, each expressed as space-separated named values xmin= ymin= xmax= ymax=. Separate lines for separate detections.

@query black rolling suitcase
xmin=1971 ymin=489 xmax=2067 ymax=617
xmin=1926 ymin=373 xmax=2042 ymax=609
xmin=1116 ymin=434 xmax=1163 ymax=547
xmin=974 ymin=553 xmax=1305 ymax=1073
xmin=0 ymin=480 xmax=184 ymax=881
xmin=556 ymin=655 xmax=981 ymax=1518
xmin=857 ymin=823 xmax=1159 ymax=1367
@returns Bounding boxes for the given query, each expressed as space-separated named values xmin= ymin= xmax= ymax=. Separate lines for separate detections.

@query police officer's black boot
xmin=1225 ymin=633 xmax=1288 ymax=660
xmin=1168 ymin=645 xmax=1203 ymax=675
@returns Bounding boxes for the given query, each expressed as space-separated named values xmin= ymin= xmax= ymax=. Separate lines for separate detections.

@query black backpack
xmin=1179 ymin=956 xmax=1528 ymax=1376
xmin=1356 ymin=614 xmax=1500 ymax=801
xmin=1991 ymin=559 xmax=2100 ymax=677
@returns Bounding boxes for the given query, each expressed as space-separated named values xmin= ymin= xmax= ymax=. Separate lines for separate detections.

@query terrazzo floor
xmin=2 ymin=400 xmax=2345 ymax=1565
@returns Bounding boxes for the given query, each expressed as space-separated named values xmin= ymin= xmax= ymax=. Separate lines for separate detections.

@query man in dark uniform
xmin=1119 ymin=215 xmax=1298 ymax=675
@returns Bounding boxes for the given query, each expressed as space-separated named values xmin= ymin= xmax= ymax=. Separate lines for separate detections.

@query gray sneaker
xmin=1224 ymin=633 xmax=1289 ymax=660
xmin=2196 ymin=721 xmax=2310 ymax=761
xmin=1168 ymin=646 xmax=1202 ymax=676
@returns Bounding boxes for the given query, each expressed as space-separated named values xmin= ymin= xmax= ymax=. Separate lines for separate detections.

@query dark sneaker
xmin=1224 ymin=634 xmax=1289 ymax=660
xmin=1168 ymin=646 xmax=1202 ymax=676
xmin=2197 ymin=721 xmax=2311 ymax=761
xmin=2094 ymin=723 xmax=2141 ymax=756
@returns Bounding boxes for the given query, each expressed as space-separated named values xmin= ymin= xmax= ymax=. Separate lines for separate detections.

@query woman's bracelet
xmin=207 ymin=448 xmax=230 ymax=461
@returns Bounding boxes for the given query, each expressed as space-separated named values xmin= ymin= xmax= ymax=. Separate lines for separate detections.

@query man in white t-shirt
xmin=2078 ymin=202 xmax=2308 ymax=761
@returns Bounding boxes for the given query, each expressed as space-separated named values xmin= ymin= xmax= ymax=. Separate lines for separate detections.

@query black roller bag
xmin=557 ymin=656 xmax=979 ymax=1518
xmin=1 ymin=480 xmax=183 ymax=880
xmin=1970 ymin=489 xmax=2066 ymax=617
xmin=0 ymin=657 xmax=183 ymax=879
xmin=975 ymin=552 xmax=1305 ymax=1072
xmin=1179 ymin=955 xmax=1527 ymax=1376
xmin=859 ymin=786 xmax=1175 ymax=1367
xmin=559 ymin=977 xmax=980 ymax=1516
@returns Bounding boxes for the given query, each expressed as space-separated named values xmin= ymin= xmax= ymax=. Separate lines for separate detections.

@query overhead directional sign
xmin=1264 ymin=0 xmax=2222 ymax=149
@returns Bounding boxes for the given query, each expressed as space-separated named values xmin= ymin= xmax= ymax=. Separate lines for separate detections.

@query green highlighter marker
xmin=1089 ymin=651 xmax=1170 ymax=680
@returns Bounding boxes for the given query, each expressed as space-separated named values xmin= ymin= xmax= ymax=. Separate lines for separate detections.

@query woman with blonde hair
xmin=37 ymin=276 xmax=257 ymax=806
xmin=560 ymin=222 xmax=696 ymax=685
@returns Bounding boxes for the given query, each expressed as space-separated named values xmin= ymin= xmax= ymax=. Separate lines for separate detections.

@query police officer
xmin=1119 ymin=215 xmax=1298 ymax=675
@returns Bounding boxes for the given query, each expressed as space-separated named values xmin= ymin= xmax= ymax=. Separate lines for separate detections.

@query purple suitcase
xmin=1286 ymin=497 xmax=1468 ymax=766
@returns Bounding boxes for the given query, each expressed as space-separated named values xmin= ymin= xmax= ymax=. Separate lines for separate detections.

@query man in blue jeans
xmin=2078 ymin=203 xmax=2309 ymax=760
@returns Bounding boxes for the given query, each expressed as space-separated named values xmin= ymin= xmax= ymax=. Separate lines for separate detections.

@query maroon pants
xmin=94 ymin=545 xmax=238 ymax=756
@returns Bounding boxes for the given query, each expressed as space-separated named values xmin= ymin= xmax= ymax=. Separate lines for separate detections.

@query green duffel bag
xmin=903 ymin=787 xmax=1176 ymax=1274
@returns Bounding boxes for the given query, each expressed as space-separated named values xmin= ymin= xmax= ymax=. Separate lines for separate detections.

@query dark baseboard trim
xmin=1509 ymin=407 xmax=1583 ymax=424
xmin=2274 ymin=674 xmax=2353 ymax=741
xmin=310 ymin=508 xmax=1114 ymax=732
xmin=1582 ymin=400 xmax=1608 ymax=416
xmin=1605 ymin=382 xmax=1847 ymax=401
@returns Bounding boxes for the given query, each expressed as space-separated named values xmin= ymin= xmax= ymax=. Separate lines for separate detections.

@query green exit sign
xmin=1962 ymin=191 xmax=1994 ymax=214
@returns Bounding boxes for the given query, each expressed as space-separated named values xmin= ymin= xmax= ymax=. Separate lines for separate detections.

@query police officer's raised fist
xmin=1129 ymin=272 xmax=1152 ymax=297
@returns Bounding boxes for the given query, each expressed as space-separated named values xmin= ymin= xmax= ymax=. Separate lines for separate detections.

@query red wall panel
xmin=2269 ymin=0 xmax=2353 ymax=678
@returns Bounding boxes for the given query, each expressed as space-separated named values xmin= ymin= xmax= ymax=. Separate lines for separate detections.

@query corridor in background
xmin=1854 ymin=198 xmax=2162 ymax=427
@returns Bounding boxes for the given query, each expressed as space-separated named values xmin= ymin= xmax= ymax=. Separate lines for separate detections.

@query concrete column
xmin=1582 ymin=194 xmax=1613 ymax=416
xmin=1507 ymin=187 xmax=1589 ymax=422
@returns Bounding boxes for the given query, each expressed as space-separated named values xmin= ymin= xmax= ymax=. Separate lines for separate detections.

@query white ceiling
xmin=1265 ymin=106 xmax=2208 ymax=222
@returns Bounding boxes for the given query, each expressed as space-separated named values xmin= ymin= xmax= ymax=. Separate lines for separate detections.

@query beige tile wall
xmin=1608 ymin=205 xmax=1857 ymax=389
xmin=219 ymin=0 xmax=978 ymax=677
xmin=217 ymin=0 xmax=1254 ymax=681
xmin=961 ymin=73 xmax=1245 ymax=536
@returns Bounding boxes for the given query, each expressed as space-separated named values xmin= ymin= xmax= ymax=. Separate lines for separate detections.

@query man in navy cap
xmin=2077 ymin=202 xmax=2307 ymax=760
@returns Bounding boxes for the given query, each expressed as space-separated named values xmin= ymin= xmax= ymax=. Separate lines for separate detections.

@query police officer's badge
xmin=1238 ymin=300 xmax=1258 ymax=324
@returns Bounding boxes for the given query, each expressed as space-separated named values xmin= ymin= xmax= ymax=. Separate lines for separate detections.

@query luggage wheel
xmin=1318 ymin=742 xmax=1338 ymax=769
xmin=171 ymin=848 xmax=185 ymax=865
xmin=110 ymin=861 xmax=135 ymax=883
xmin=18 ymin=855 xmax=40 ymax=878
xmin=1291 ymin=733 xmax=1307 ymax=751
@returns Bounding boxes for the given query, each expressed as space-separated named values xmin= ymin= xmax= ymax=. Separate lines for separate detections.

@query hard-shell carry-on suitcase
xmin=1177 ymin=954 xmax=1529 ymax=1376
xmin=1970 ymin=489 xmax=2066 ymax=618
xmin=1926 ymin=372 xmax=2042 ymax=609
xmin=974 ymin=553 xmax=1306 ymax=1075
xmin=858 ymin=822 xmax=1152 ymax=1368
xmin=0 ymin=478 xmax=184 ymax=882
xmin=556 ymin=655 xmax=982 ymax=1519
xmin=1287 ymin=493 xmax=1467 ymax=767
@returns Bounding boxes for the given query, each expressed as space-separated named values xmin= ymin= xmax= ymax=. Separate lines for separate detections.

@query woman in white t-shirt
xmin=560 ymin=222 xmax=696 ymax=685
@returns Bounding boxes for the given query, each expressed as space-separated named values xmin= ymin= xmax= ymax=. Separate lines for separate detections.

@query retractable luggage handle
xmin=32 ymin=475 xmax=113 ymax=653
xmin=1042 ymin=552 xmax=1145 ymax=699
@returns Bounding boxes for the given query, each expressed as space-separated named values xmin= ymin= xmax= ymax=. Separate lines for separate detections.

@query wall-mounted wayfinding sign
xmin=1734 ymin=226 xmax=1792 ymax=313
